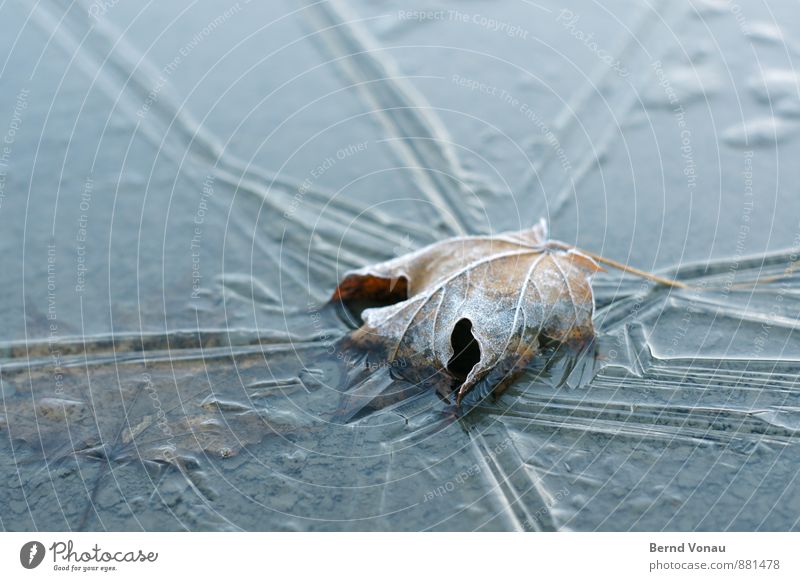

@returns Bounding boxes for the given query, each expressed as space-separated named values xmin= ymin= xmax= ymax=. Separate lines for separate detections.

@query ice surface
xmin=1 ymin=0 xmax=799 ymax=530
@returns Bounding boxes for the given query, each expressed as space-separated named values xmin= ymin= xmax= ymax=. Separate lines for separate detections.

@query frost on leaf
xmin=0 ymin=362 xmax=289 ymax=467
xmin=331 ymin=219 xmax=603 ymax=402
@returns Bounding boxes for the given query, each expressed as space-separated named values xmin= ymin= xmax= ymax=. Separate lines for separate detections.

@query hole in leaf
xmin=447 ymin=318 xmax=481 ymax=380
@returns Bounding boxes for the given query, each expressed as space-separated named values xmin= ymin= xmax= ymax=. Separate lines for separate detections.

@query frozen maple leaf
xmin=331 ymin=219 xmax=605 ymax=403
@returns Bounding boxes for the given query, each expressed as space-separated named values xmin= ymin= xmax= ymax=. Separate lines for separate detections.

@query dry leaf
xmin=332 ymin=219 xmax=604 ymax=402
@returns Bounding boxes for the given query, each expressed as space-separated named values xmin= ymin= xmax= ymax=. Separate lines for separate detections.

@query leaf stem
xmin=553 ymin=241 xmax=799 ymax=291
xmin=583 ymin=250 xmax=690 ymax=289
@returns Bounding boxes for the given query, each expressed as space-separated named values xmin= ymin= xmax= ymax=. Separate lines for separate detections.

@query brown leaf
xmin=331 ymin=219 xmax=604 ymax=402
